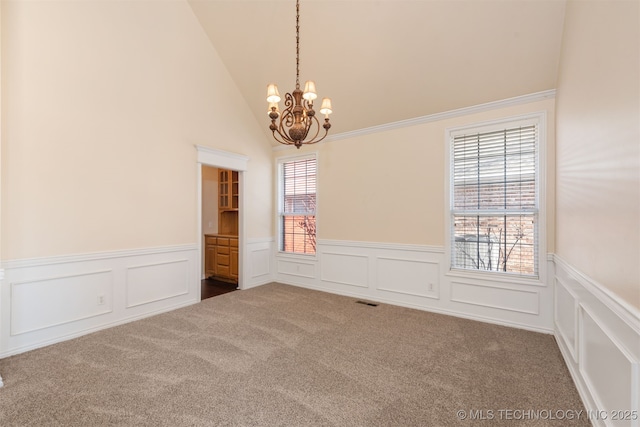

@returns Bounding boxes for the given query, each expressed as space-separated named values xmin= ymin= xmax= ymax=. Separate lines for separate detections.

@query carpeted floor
xmin=0 ymin=283 xmax=588 ymax=426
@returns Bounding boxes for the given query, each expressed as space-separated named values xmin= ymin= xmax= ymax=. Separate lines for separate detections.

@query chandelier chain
xmin=295 ymin=0 xmax=300 ymax=89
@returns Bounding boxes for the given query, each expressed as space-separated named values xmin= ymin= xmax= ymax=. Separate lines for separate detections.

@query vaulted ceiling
xmin=188 ymin=0 xmax=567 ymax=144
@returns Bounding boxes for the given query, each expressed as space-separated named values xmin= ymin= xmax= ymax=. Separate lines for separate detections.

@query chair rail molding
xmin=275 ymin=238 xmax=555 ymax=333
xmin=0 ymin=245 xmax=199 ymax=358
xmin=552 ymin=254 xmax=639 ymax=427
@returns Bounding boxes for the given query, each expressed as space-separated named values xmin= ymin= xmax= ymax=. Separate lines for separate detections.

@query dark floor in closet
xmin=201 ymin=278 xmax=238 ymax=300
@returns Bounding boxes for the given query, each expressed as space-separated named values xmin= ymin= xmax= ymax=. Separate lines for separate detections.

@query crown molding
xmin=272 ymin=90 xmax=556 ymax=151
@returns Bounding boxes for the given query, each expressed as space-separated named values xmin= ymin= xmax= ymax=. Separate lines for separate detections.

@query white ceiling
xmin=188 ymin=0 xmax=567 ymax=143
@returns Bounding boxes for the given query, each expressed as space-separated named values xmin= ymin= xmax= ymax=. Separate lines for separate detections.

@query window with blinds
xmin=279 ymin=156 xmax=316 ymax=254
xmin=451 ymin=123 xmax=538 ymax=277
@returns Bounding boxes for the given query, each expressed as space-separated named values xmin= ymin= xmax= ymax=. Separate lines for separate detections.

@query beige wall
xmin=277 ymin=98 xmax=555 ymax=251
xmin=555 ymin=0 xmax=640 ymax=309
xmin=1 ymin=0 xmax=272 ymax=260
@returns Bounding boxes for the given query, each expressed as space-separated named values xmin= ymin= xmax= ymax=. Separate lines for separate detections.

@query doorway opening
xmin=201 ymin=166 xmax=239 ymax=299
xmin=196 ymin=146 xmax=249 ymax=300
xmin=201 ymin=278 xmax=237 ymax=300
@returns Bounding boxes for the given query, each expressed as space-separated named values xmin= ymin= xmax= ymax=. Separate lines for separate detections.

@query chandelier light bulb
xmin=303 ymin=81 xmax=317 ymax=101
xmin=266 ymin=84 xmax=281 ymax=103
xmin=319 ymin=98 xmax=333 ymax=116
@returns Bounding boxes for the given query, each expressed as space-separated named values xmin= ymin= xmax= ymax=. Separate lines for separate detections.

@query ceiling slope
xmin=189 ymin=0 xmax=566 ymax=144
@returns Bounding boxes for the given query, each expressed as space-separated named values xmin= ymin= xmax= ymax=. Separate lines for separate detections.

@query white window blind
xmin=280 ymin=157 xmax=316 ymax=254
xmin=451 ymin=124 xmax=538 ymax=276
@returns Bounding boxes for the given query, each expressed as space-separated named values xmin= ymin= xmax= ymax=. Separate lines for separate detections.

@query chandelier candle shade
xmin=266 ymin=0 xmax=333 ymax=148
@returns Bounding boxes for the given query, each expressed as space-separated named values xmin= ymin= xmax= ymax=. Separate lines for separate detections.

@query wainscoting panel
xmin=580 ymin=306 xmax=637 ymax=427
xmin=554 ymin=255 xmax=640 ymax=427
xmin=275 ymin=239 xmax=553 ymax=333
xmin=450 ymin=280 xmax=539 ymax=315
xmin=554 ymin=277 xmax=578 ymax=362
xmin=277 ymin=259 xmax=316 ymax=279
xmin=320 ymin=252 xmax=368 ymax=288
xmin=1 ymin=245 xmax=199 ymax=357
xmin=126 ymin=260 xmax=189 ymax=308
xmin=11 ymin=270 xmax=113 ymax=336
xmin=244 ymin=238 xmax=274 ymax=289
xmin=376 ymin=257 xmax=439 ymax=299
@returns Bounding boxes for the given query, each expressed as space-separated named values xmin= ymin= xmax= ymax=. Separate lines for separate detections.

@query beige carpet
xmin=0 ymin=283 xmax=588 ymax=426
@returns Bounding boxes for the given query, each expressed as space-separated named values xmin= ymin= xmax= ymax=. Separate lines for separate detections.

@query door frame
xmin=196 ymin=146 xmax=249 ymax=294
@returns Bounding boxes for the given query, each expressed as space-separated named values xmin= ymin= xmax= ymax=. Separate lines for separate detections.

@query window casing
xmin=278 ymin=155 xmax=317 ymax=255
xmin=449 ymin=117 xmax=542 ymax=278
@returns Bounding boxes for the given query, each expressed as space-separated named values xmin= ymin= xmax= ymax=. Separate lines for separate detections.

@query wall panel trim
xmin=552 ymin=254 xmax=639 ymax=427
xmin=10 ymin=269 xmax=114 ymax=335
xmin=1 ymin=244 xmax=197 ymax=270
xmin=450 ymin=280 xmax=540 ymax=315
xmin=1 ymin=245 xmax=199 ymax=358
xmin=318 ymin=239 xmax=444 ymax=253
xmin=554 ymin=255 xmax=640 ymax=335
xmin=276 ymin=238 xmax=554 ymax=333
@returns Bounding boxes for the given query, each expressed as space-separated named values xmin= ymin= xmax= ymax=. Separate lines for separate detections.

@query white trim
xmin=444 ymin=111 xmax=547 ymax=284
xmin=578 ymin=304 xmax=639 ymax=426
xmin=276 ymin=152 xmax=318 ymax=257
xmin=196 ymin=146 xmax=248 ymax=290
xmin=554 ymin=331 xmax=599 ymax=425
xmin=554 ymin=275 xmax=580 ymax=363
xmin=124 ymin=259 xmax=190 ymax=308
xmin=243 ymin=238 xmax=274 ymax=289
xmin=554 ymin=254 xmax=640 ymax=335
xmin=375 ymin=257 xmax=440 ymax=299
xmin=277 ymin=278 xmax=553 ymax=335
xmin=445 ymin=269 xmax=546 ymax=287
xmin=552 ymin=254 xmax=640 ymax=425
xmin=272 ymin=90 xmax=556 ymax=151
xmin=1 ymin=244 xmax=199 ymax=357
xmin=0 ymin=299 xmax=197 ymax=359
xmin=320 ymin=252 xmax=369 ymax=288
xmin=10 ymin=270 xmax=114 ymax=336
xmin=1 ymin=244 xmax=197 ymax=270
xmin=449 ymin=279 xmax=540 ymax=315
xmin=580 ymin=303 xmax=639 ymax=373
xmin=275 ymin=251 xmax=318 ymax=262
xmin=318 ymin=239 xmax=444 ymax=253
xmin=276 ymin=258 xmax=316 ymax=279
xmin=195 ymin=145 xmax=249 ymax=171
xmin=246 ymin=237 xmax=275 ymax=245
xmin=275 ymin=238 xmax=554 ymax=333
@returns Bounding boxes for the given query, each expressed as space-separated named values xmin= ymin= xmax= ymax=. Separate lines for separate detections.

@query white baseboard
xmin=553 ymin=255 xmax=639 ymax=427
xmin=0 ymin=245 xmax=199 ymax=357
xmin=274 ymin=239 xmax=554 ymax=333
xmin=6 ymin=240 xmax=635 ymax=425
xmin=272 ymin=240 xmax=640 ymax=422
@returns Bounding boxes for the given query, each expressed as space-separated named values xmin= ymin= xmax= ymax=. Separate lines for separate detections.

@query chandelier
xmin=266 ymin=0 xmax=333 ymax=149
